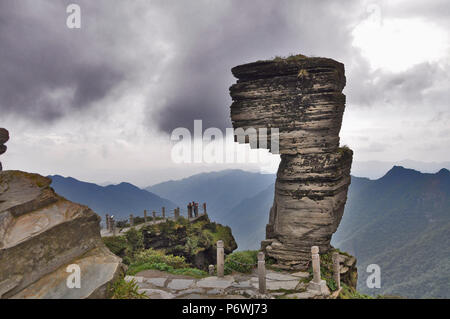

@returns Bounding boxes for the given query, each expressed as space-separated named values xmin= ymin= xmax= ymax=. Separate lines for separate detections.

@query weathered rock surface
xmin=0 ymin=128 xmax=9 ymax=171
xmin=0 ymin=170 xmax=123 ymax=298
xmin=229 ymin=55 xmax=353 ymax=269
xmin=140 ymin=216 xmax=237 ymax=270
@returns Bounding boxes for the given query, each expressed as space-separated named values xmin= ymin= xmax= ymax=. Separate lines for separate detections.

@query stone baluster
xmin=111 ymin=217 xmax=116 ymax=237
xmin=308 ymin=246 xmax=329 ymax=294
xmin=152 ymin=211 xmax=156 ymax=223
xmin=217 ymin=240 xmax=224 ymax=278
xmin=129 ymin=214 xmax=134 ymax=227
xmin=258 ymin=252 xmax=266 ymax=294
xmin=105 ymin=214 xmax=110 ymax=231
xmin=312 ymin=246 xmax=321 ymax=283
xmin=332 ymin=252 xmax=341 ymax=289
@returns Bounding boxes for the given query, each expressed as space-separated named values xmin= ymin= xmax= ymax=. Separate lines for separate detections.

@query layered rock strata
xmin=0 ymin=128 xmax=9 ymax=171
xmin=0 ymin=170 xmax=123 ymax=298
xmin=229 ymin=55 xmax=353 ymax=269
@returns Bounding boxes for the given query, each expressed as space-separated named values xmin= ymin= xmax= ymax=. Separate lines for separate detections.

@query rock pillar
xmin=229 ymin=55 xmax=353 ymax=269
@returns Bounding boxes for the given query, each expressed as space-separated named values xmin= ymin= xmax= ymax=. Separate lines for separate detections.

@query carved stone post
xmin=312 ymin=246 xmax=321 ymax=283
xmin=332 ymin=252 xmax=341 ymax=289
xmin=129 ymin=214 xmax=134 ymax=227
xmin=258 ymin=252 xmax=266 ymax=294
xmin=111 ymin=217 xmax=116 ymax=237
xmin=217 ymin=240 xmax=224 ymax=278
xmin=187 ymin=204 xmax=192 ymax=219
xmin=162 ymin=207 xmax=165 ymax=219
xmin=308 ymin=246 xmax=330 ymax=295
xmin=203 ymin=203 xmax=207 ymax=215
xmin=209 ymin=265 xmax=215 ymax=276
xmin=144 ymin=210 xmax=147 ymax=223
xmin=105 ymin=214 xmax=110 ymax=231
xmin=152 ymin=211 xmax=156 ymax=223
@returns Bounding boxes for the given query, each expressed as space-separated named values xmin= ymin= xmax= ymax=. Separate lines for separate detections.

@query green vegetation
xmin=109 ymin=277 xmax=148 ymax=299
xmin=338 ymin=284 xmax=374 ymax=299
xmin=224 ymin=250 xmax=259 ymax=274
xmin=142 ymin=216 xmax=237 ymax=267
xmin=272 ymin=53 xmax=308 ymax=62
xmin=127 ymin=262 xmax=207 ymax=278
xmin=103 ymin=217 xmax=235 ymax=278
xmin=133 ymin=248 xmax=188 ymax=268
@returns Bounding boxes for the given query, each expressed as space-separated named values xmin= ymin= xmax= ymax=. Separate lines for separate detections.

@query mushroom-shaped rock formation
xmin=229 ymin=55 xmax=353 ymax=270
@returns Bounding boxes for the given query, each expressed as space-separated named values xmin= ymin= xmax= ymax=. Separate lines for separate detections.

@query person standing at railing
xmin=194 ymin=202 xmax=199 ymax=217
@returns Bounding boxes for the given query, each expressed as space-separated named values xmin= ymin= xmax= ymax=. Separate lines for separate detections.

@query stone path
xmin=125 ymin=269 xmax=331 ymax=299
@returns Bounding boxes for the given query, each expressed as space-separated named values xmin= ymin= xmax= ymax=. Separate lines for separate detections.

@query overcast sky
xmin=1 ymin=0 xmax=449 ymax=186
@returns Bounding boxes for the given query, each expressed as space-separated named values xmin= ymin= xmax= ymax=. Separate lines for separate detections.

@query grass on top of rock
xmin=272 ymin=53 xmax=309 ymax=62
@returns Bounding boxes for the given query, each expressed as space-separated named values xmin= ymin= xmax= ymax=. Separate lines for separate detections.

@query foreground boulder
xmin=229 ymin=55 xmax=353 ymax=269
xmin=0 ymin=170 xmax=123 ymax=298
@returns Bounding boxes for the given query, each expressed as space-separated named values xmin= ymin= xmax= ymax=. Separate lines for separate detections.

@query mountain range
xmin=49 ymin=175 xmax=176 ymax=223
xmin=49 ymin=166 xmax=449 ymax=298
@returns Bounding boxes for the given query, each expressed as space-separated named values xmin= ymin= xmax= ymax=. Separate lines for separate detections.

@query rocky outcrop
xmin=0 ymin=170 xmax=123 ymax=298
xmin=0 ymin=128 xmax=9 ymax=171
xmin=229 ymin=55 xmax=353 ymax=269
xmin=142 ymin=215 xmax=237 ymax=269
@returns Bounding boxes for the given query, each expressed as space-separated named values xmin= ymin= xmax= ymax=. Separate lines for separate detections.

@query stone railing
xmin=211 ymin=241 xmax=342 ymax=296
xmin=103 ymin=202 xmax=209 ymax=236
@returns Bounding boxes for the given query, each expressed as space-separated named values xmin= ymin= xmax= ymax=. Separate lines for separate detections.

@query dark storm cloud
xmin=349 ymin=61 xmax=450 ymax=107
xmin=2 ymin=0 xmax=446 ymax=134
xmin=0 ymin=0 xmax=124 ymax=122
xmin=150 ymin=0 xmax=360 ymax=133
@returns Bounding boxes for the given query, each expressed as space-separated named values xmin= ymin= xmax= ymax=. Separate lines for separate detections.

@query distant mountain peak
xmin=382 ymin=165 xmax=421 ymax=179
xmin=437 ymin=168 xmax=450 ymax=176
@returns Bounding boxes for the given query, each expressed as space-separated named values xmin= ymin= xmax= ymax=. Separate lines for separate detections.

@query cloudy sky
xmin=1 ymin=0 xmax=449 ymax=186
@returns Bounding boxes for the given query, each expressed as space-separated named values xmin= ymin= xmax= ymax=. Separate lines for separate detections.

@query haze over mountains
xmin=351 ymin=160 xmax=450 ymax=180
xmin=49 ymin=175 xmax=176 ymax=222
xmin=49 ymin=165 xmax=449 ymax=298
